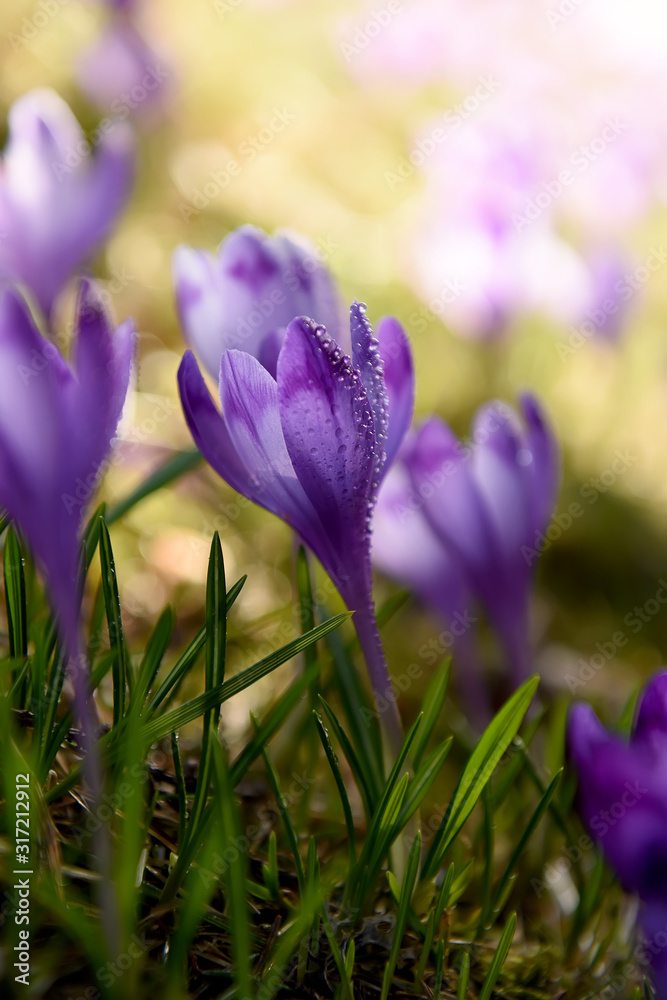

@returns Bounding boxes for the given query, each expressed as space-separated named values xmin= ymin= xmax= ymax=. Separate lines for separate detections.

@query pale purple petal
xmin=178 ymin=350 xmax=259 ymax=499
xmin=174 ymin=226 xmax=345 ymax=380
xmin=376 ymin=315 xmax=415 ymax=469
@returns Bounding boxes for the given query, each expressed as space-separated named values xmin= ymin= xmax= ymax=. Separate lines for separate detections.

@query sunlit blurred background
xmin=3 ymin=0 xmax=667 ymax=744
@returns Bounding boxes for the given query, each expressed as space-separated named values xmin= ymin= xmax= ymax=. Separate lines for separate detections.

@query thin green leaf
xmin=492 ymin=768 xmax=563 ymax=913
xmin=381 ymin=831 xmax=421 ymax=1000
xmin=183 ymin=534 xmax=226 ymax=855
xmin=261 ymin=734 xmax=306 ymax=894
xmin=133 ymin=607 xmax=173 ymax=712
xmin=139 ymin=612 xmax=351 ymax=748
xmin=411 ymin=658 xmax=451 ymax=769
xmin=422 ymin=676 xmax=539 ymax=880
xmin=98 ymin=516 xmax=128 ymax=725
xmin=477 ymin=911 xmax=517 ymax=1000
xmin=318 ymin=695 xmax=376 ymax=822
xmin=210 ymin=737 xmax=253 ymax=1000
xmin=144 ymin=574 xmax=245 ymax=718
xmin=456 ymin=951 xmax=470 ymax=1000
xmin=314 ymin=710 xmax=356 ymax=872
xmin=4 ymin=525 xmax=27 ymax=660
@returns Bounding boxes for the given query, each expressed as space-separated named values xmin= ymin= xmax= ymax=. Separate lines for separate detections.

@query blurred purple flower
xmin=402 ymin=395 xmax=559 ymax=685
xmin=178 ymin=302 xmax=414 ymax=750
xmin=173 ymin=226 xmax=345 ymax=381
xmin=372 ymin=450 xmax=491 ymax=725
xmin=569 ymin=672 xmax=667 ymax=995
xmin=0 ymin=89 xmax=134 ymax=319
xmin=0 ymin=281 xmax=135 ymax=668
xmin=78 ymin=22 xmax=170 ymax=125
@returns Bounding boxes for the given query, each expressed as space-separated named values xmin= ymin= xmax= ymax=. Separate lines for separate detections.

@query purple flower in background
xmin=78 ymin=22 xmax=170 ymax=125
xmin=0 ymin=89 xmax=134 ymax=319
xmin=173 ymin=226 xmax=345 ymax=381
xmin=0 ymin=281 xmax=134 ymax=725
xmin=569 ymin=673 xmax=667 ymax=995
xmin=373 ymin=451 xmax=491 ymax=725
xmin=402 ymin=395 xmax=559 ymax=685
xmin=178 ymin=303 xmax=414 ymax=751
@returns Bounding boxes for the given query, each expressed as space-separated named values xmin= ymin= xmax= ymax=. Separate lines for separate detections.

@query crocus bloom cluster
xmin=0 ymin=90 xmax=134 ymax=319
xmin=0 ymin=281 xmax=134 ymax=730
xmin=176 ymin=227 xmax=414 ymax=749
xmin=569 ymin=672 xmax=667 ymax=996
xmin=173 ymin=225 xmax=344 ymax=380
xmin=374 ymin=395 xmax=559 ymax=690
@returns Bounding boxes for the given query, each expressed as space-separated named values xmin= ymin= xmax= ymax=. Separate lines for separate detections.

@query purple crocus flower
xmin=77 ymin=22 xmax=170 ymax=126
xmin=173 ymin=226 xmax=345 ymax=381
xmin=402 ymin=395 xmax=559 ymax=685
xmin=373 ymin=448 xmax=489 ymax=726
xmin=178 ymin=303 xmax=414 ymax=751
xmin=0 ymin=89 xmax=134 ymax=319
xmin=0 ymin=280 xmax=135 ymax=734
xmin=569 ymin=673 xmax=667 ymax=996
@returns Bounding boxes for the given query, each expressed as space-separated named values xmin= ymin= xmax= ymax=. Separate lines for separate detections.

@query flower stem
xmin=351 ymin=599 xmax=404 ymax=764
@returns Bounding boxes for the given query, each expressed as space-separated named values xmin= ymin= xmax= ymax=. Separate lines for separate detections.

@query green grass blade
xmin=411 ymin=658 xmax=451 ymax=769
xmin=313 ymin=710 xmax=356 ymax=872
xmin=422 ymin=676 xmax=539 ymax=880
xmin=98 ymin=516 xmax=128 ymax=725
xmin=261 ymin=734 xmax=306 ymax=894
xmin=106 ymin=447 xmax=203 ymax=525
xmin=133 ymin=606 xmax=173 ymax=711
xmin=211 ymin=736 xmax=254 ymax=1000
xmin=183 ymin=534 xmax=227 ymax=855
xmin=3 ymin=525 xmax=27 ymax=660
xmin=171 ymin=731 xmax=187 ymax=852
xmin=393 ymin=738 xmax=453 ymax=840
xmin=381 ymin=830 xmax=421 ymax=1000
xmin=145 ymin=575 xmax=245 ymax=717
xmin=231 ymin=664 xmax=319 ymax=785
xmin=318 ymin=694 xmax=376 ymax=821
xmin=491 ymin=768 xmax=563 ymax=914
xmin=477 ymin=911 xmax=517 ymax=1000
xmin=139 ymin=612 xmax=351 ymax=747
xmin=456 ymin=951 xmax=470 ymax=1000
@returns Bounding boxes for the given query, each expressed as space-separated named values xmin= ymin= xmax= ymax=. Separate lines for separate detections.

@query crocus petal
xmin=376 ymin=315 xmax=415 ymax=469
xmin=277 ymin=316 xmax=375 ymax=593
xmin=470 ymin=402 xmax=532 ymax=565
xmin=633 ymin=670 xmax=667 ymax=756
xmin=0 ymin=286 xmax=66 ymax=489
xmin=173 ymin=226 xmax=345 ymax=381
xmin=178 ymin=350 xmax=260 ymax=499
xmin=220 ymin=349 xmax=336 ymax=568
xmin=405 ymin=417 xmax=505 ymax=587
xmin=350 ymin=301 xmax=389 ymax=481
xmin=519 ymin=393 xmax=560 ymax=538
xmin=70 ymin=281 xmax=134 ymax=473
xmin=0 ymin=90 xmax=135 ymax=317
